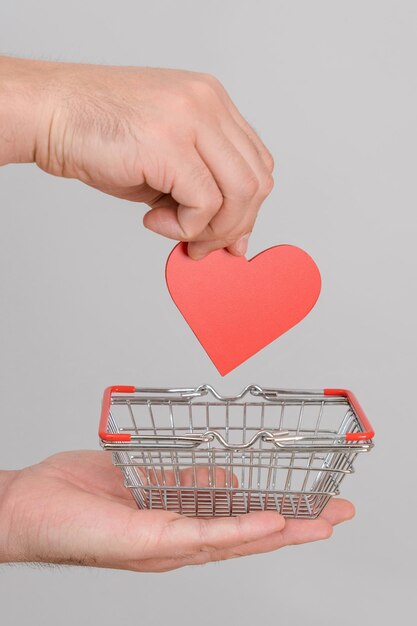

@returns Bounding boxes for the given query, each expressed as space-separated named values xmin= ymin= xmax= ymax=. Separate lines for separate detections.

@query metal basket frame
xmin=99 ymin=384 xmax=374 ymax=518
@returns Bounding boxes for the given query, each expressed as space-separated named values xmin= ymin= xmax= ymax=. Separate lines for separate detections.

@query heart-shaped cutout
xmin=166 ymin=243 xmax=321 ymax=375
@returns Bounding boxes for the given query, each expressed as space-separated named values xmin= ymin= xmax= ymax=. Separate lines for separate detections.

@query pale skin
xmin=0 ymin=451 xmax=355 ymax=572
xmin=0 ymin=56 xmax=355 ymax=571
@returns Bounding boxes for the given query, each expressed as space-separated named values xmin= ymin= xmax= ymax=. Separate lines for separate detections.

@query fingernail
xmin=234 ymin=234 xmax=250 ymax=256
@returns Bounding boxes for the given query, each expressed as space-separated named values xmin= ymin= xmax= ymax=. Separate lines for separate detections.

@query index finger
xmin=215 ymin=83 xmax=275 ymax=174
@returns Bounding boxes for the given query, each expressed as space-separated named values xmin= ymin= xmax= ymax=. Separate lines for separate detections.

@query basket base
xmin=128 ymin=486 xmax=332 ymax=518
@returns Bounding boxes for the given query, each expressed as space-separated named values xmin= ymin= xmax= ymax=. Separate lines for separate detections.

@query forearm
xmin=0 ymin=56 xmax=51 ymax=166
xmin=0 ymin=468 xmax=20 ymax=563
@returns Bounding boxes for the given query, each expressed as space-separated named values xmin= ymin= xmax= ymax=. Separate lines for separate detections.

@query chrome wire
xmin=101 ymin=385 xmax=373 ymax=518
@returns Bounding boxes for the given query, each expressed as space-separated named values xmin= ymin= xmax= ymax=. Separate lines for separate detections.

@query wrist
xmin=0 ymin=56 xmax=55 ymax=166
xmin=0 ymin=468 xmax=21 ymax=563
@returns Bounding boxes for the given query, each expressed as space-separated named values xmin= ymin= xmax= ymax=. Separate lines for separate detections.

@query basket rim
xmin=98 ymin=384 xmax=375 ymax=445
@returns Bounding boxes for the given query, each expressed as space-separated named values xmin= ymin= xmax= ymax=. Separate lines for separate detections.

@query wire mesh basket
xmin=99 ymin=384 xmax=374 ymax=518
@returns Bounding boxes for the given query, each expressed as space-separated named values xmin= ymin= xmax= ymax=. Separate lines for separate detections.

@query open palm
xmin=5 ymin=451 xmax=355 ymax=571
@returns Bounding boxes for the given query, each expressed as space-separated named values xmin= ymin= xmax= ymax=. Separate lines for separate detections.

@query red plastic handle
xmin=99 ymin=385 xmax=136 ymax=442
xmin=324 ymin=389 xmax=375 ymax=441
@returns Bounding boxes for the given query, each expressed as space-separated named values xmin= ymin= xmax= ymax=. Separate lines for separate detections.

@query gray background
xmin=0 ymin=0 xmax=415 ymax=623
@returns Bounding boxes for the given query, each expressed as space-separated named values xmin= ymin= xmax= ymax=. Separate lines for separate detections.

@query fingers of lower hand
xmin=131 ymin=498 xmax=354 ymax=572
xmin=150 ymin=515 xmax=336 ymax=571
xmin=319 ymin=498 xmax=356 ymax=525
xmin=197 ymin=517 xmax=336 ymax=566
xmin=160 ymin=511 xmax=285 ymax=559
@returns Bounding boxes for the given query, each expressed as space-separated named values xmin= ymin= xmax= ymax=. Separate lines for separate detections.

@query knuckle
xmin=189 ymin=163 xmax=210 ymax=186
xmin=199 ymin=190 xmax=223 ymax=214
xmin=200 ymin=72 xmax=222 ymax=90
xmin=204 ymin=192 xmax=223 ymax=215
xmin=189 ymin=74 xmax=223 ymax=102
xmin=198 ymin=178 xmax=223 ymax=209
xmin=240 ymin=174 xmax=259 ymax=200
xmin=187 ymin=163 xmax=217 ymax=191
xmin=179 ymin=223 xmax=201 ymax=241
xmin=169 ymin=90 xmax=199 ymax=116
xmin=190 ymin=80 xmax=212 ymax=100
xmin=264 ymin=150 xmax=275 ymax=173
xmin=148 ymin=123 xmax=176 ymax=147
xmin=261 ymin=173 xmax=275 ymax=197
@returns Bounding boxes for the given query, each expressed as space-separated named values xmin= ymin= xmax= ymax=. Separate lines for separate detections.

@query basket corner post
xmin=324 ymin=388 xmax=375 ymax=441
xmin=98 ymin=385 xmax=136 ymax=443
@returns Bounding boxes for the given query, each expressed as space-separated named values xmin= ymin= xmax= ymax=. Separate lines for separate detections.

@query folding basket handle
xmin=98 ymin=386 xmax=375 ymax=443
xmin=324 ymin=389 xmax=374 ymax=441
xmin=99 ymin=385 xmax=136 ymax=442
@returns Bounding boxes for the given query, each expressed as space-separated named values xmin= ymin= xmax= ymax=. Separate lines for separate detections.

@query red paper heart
xmin=166 ymin=243 xmax=321 ymax=375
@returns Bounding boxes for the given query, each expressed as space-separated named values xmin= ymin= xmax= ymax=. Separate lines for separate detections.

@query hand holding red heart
xmin=0 ymin=56 xmax=273 ymax=260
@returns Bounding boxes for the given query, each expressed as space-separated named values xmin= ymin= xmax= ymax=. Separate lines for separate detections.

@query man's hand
xmin=0 ymin=57 xmax=274 ymax=258
xmin=0 ymin=451 xmax=355 ymax=572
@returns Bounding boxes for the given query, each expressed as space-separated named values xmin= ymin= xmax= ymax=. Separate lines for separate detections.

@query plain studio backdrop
xmin=0 ymin=1 xmax=415 ymax=624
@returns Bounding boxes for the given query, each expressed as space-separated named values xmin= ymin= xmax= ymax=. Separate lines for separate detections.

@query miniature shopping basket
xmin=99 ymin=384 xmax=374 ymax=518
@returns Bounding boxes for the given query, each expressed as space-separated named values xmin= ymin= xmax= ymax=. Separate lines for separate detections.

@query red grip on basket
xmin=99 ymin=386 xmax=136 ymax=442
xmin=324 ymin=389 xmax=375 ymax=441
